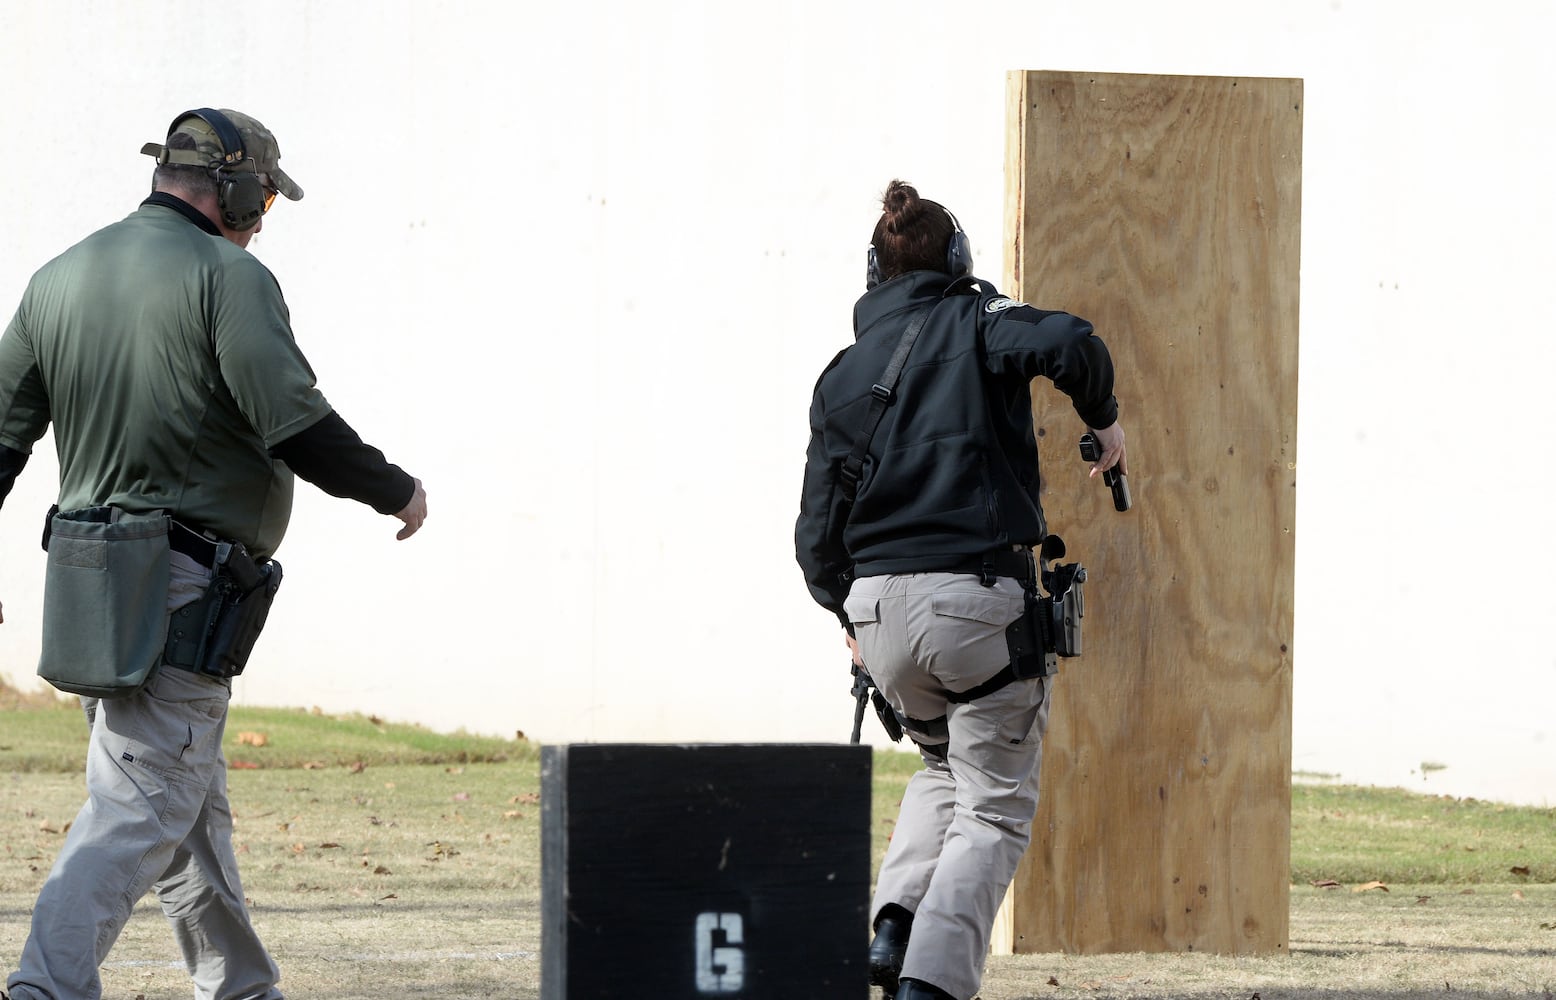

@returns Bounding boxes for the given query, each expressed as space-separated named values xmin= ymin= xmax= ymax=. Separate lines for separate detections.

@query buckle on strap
xmin=870 ymin=383 xmax=893 ymax=403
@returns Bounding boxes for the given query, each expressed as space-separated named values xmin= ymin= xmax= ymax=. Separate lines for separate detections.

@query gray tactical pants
xmin=7 ymin=553 xmax=284 ymax=1000
xmin=846 ymin=572 xmax=1052 ymax=1000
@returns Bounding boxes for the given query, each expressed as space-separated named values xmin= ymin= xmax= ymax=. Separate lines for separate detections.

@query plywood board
xmin=995 ymin=70 xmax=1302 ymax=955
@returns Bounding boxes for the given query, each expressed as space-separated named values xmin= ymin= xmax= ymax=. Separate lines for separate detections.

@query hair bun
xmin=882 ymin=179 xmax=919 ymax=233
xmin=870 ymin=178 xmax=954 ymax=282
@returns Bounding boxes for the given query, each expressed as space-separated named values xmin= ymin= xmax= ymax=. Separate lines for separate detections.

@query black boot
xmin=868 ymin=903 xmax=913 ymax=997
xmin=896 ymin=978 xmax=956 ymax=999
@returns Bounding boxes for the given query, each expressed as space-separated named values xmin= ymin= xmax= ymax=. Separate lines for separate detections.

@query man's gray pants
xmin=7 ymin=552 xmax=284 ymax=1000
xmin=846 ymin=572 xmax=1052 ymax=1000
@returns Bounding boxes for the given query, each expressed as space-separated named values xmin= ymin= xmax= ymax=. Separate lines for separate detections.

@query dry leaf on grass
xmin=1353 ymin=881 xmax=1389 ymax=893
xmin=231 ymin=760 xmax=260 ymax=770
xmin=236 ymin=731 xmax=268 ymax=747
xmin=1311 ymin=879 xmax=1341 ymax=889
xmin=1511 ymin=865 xmax=1531 ymax=876
xmin=510 ymin=793 xmax=540 ymax=805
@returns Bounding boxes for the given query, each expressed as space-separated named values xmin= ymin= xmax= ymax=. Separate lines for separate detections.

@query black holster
xmin=1005 ymin=559 xmax=1086 ymax=679
xmin=1005 ymin=590 xmax=1055 ymax=679
xmin=165 ymin=543 xmax=283 ymax=679
xmin=850 ymin=662 xmax=904 ymax=744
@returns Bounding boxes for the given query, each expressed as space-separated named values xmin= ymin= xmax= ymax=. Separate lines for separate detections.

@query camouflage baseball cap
xmin=141 ymin=108 xmax=303 ymax=201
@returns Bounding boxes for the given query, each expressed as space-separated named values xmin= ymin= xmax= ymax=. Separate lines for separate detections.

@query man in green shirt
xmin=0 ymin=108 xmax=428 ymax=1000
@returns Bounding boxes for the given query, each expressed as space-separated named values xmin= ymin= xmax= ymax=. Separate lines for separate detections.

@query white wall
xmin=1 ymin=0 xmax=1551 ymax=805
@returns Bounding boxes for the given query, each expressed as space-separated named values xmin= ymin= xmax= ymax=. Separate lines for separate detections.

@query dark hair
xmin=870 ymin=179 xmax=957 ymax=282
xmin=152 ymin=130 xmax=220 ymax=200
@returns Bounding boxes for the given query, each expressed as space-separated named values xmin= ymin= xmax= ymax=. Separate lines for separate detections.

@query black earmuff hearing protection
xmin=865 ymin=206 xmax=972 ymax=290
xmin=168 ymin=108 xmax=267 ymax=232
xmin=943 ymin=209 xmax=972 ymax=281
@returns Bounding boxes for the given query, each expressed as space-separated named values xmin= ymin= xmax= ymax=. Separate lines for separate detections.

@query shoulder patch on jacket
xmin=984 ymin=296 xmax=1026 ymax=314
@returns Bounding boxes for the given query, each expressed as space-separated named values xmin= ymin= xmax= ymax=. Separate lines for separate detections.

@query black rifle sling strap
xmin=840 ymin=304 xmax=936 ymax=504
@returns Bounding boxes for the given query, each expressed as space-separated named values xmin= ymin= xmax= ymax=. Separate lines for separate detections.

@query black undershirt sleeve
xmin=0 ymin=444 xmax=28 ymax=511
xmin=270 ymin=411 xmax=415 ymax=515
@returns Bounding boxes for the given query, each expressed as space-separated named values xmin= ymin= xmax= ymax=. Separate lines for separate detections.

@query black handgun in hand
xmin=1079 ymin=433 xmax=1131 ymax=512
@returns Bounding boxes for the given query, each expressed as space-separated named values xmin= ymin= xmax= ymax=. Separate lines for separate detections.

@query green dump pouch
xmin=37 ymin=506 xmax=172 ymax=698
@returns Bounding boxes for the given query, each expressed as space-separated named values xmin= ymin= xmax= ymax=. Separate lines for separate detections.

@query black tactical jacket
xmin=795 ymin=269 xmax=1118 ymax=625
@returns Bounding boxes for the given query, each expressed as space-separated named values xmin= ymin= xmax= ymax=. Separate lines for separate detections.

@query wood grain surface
xmin=994 ymin=70 xmax=1303 ymax=956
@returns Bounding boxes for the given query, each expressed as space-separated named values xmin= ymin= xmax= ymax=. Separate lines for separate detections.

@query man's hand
xmin=845 ymin=631 xmax=864 ymax=668
xmin=1087 ymin=421 xmax=1127 ymax=478
xmin=394 ymin=478 xmax=428 ymax=540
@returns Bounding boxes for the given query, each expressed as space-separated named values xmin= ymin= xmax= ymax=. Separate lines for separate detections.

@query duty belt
xmin=939 ymin=548 xmax=1036 ymax=587
xmin=40 ymin=505 xmax=226 ymax=570
xmin=841 ymin=546 xmax=1037 ymax=589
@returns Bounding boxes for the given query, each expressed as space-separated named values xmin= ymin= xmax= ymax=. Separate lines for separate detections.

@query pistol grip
xmin=1109 ymin=473 xmax=1131 ymax=512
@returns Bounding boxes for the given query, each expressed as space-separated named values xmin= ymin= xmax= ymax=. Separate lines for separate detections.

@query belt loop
xmin=979 ymin=555 xmax=995 ymax=587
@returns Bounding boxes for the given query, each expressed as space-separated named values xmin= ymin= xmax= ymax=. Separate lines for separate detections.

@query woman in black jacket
xmin=796 ymin=180 xmax=1126 ymax=1000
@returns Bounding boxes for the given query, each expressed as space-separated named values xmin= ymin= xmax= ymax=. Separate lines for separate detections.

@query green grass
xmin=0 ymin=688 xmax=530 ymax=772
xmin=219 ymin=705 xmax=530 ymax=769
xmin=4 ymin=690 xmax=1554 ymax=889
xmin=4 ymin=692 xmax=1555 ymax=998
xmin=1291 ymin=780 xmax=1555 ymax=885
